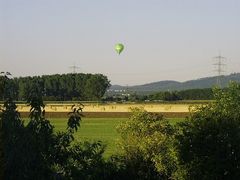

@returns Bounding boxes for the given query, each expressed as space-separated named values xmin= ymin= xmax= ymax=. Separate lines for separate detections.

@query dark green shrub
xmin=0 ymin=111 xmax=3 ymax=180
xmin=1 ymin=78 xmax=108 ymax=179
xmin=117 ymin=108 xmax=178 ymax=179
xmin=176 ymin=82 xmax=240 ymax=179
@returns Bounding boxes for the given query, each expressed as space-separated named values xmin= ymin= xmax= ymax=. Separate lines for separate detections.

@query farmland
xmin=46 ymin=118 xmax=126 ymax=157
xmin=2 ymin=101 xmax=198 ymax=157
xmin=31 ymin=117 xmax=185 ymax=157
xmin=0 ymin=101 xmax=208 ymax=118
xmin=1 ymin=101 xmax=196 ymax=157
xmin=13 ymin=101 xmax=204 ymax=113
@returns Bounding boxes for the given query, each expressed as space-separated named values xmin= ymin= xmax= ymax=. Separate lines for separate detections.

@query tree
xmin=1 ymin=76 xmax=111 ymax=179
xmin=162 ymin=91 xmax=181 ymax=101
xmin=0 ymin=73 xmax=5 ymax=178
xmin=85 ymin=74 xmax=110 ymax=100
xmin=1 ymin=74 xmax=27 ymax=179
xmin=178 ymin=88 xmax=213 ymax=100
xmin=176 ymin=82 xmax=240 ymax=179
xmin=1 ymin=73 xmax=111 ymax=101
xmin=117 ymin=108 xmax=178 ymax=179
xmin=0 ymin=109 xmax=3 ymax=180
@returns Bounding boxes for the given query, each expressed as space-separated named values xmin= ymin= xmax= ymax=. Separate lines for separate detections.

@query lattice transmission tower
xmin=213 ymin=54 xmax=226 ymax=87
xmin=69 ymin=63 xmax=80 ymax=74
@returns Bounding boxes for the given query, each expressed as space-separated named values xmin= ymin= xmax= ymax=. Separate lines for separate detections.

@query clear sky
xmin=0 ymin=0 xmax=239 ymax=85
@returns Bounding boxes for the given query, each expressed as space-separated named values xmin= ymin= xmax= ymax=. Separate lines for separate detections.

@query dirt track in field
xmin=19 ymin=111 xmax=190 ymax=118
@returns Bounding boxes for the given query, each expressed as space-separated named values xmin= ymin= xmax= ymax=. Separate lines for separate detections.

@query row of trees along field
xmin=105 ymin=88 xmax=214 ymax=102
xmin=148 ymin=88 xmax=214 ymax=101
xmin=0 ymin=73 xmax=110 ymax=101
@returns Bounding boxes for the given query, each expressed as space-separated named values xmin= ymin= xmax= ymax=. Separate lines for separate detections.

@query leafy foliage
xmin=67 ymin=104 xmax=84 ymax=133
xmin=1 ymin=77 xmax=109 ymax=179
xmin=117 ymin=108 xmax=178 ymax=179
xmin=148 ymin=88 xmax=213 ymax=101
xmin=62 ymin=141 xmax=108 ymax=179
xmin=177 ymin=88 xmax=213 ymax=100
xmin=3 ymin=71 xmax=240 ymax=179
xmin=0 ymin=108 xmax=3 ymax=180
xmin=0 ymin=73 xmax=110 ymax=101
xmin=0 ymin=73 xmax=18 ymax=101
xmin=176 ymin=82 xmax=240 ymax=179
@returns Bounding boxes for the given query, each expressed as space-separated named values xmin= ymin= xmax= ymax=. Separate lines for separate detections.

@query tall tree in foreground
xmin=176 ymin=82 xmax=240 ymax=179
xmin=0 ymin=72 xmax=21 ymax=179
xmin=0 ymin=72 xmax=4 ymax=178
xmin=0 ymin=111 xmax=3 ymax=180
xmin=1 ymin=77 xmax=109 ymax=179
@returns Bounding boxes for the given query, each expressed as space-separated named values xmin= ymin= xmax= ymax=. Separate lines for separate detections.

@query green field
xmin=49 ymin=118 xmax=126 ymax=157
xmin=44 ymin=117 xmax=185 ymax=157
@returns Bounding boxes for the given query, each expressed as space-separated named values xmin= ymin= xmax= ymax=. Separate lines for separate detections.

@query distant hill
xmin=109 ymin=73 xmax=240 ymax=94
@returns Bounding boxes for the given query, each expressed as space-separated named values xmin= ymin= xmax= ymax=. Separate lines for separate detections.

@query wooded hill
xmin=109 ymin=73 xmax=240 ymax=93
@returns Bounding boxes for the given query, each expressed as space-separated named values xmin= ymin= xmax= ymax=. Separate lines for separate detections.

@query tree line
xmin=104 ymin=88 xmax=214 ymax=102
xmin=0 ymin=73 xmax=110 ymax=101
xmin=148 ymin=88 xmax=213 ymax=101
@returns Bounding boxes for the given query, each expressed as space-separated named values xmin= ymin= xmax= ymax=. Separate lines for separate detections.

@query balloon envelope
xmin=115 ymin=43 xmax=124 ymax=54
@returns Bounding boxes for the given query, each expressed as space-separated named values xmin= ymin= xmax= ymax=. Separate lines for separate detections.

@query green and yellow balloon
xmin=115 ymin=43 xmax=124 ymax=55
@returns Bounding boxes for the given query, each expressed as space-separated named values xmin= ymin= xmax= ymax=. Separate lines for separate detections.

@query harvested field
xmin=12 ymin=102 xmax=198 ymax=112
xmin=0 ymin=102 xmax=199 ymax=118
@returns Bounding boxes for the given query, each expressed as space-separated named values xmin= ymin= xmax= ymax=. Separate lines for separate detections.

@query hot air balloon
xmin=115 ymin=43 xmax=124 ymax=55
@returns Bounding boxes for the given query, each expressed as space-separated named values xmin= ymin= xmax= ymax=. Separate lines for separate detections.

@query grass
xmin=43 ymin=117 xmax=185 ymax=157
xmin=48 ymin=118 xmax=126 ymax=157
xmin=23 ymin=117 xmax=185 ymax=157
xmin=169 ymin=117 xmax=186 ymax=125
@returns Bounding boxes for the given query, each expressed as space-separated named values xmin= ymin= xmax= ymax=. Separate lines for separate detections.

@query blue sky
xmin=0 ymin=0 xmax=239 ymax=85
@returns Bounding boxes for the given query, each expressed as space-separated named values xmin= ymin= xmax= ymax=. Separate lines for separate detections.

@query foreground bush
xmin=0 ymin=113 xmax=3 ymax=179
xmin=176 ymin=82 xmax=240 ymax=179
xmin=117 ymin=108 xmax=178 ymax=179
xmin=1 ymin=79 xmax=109 ymax=179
